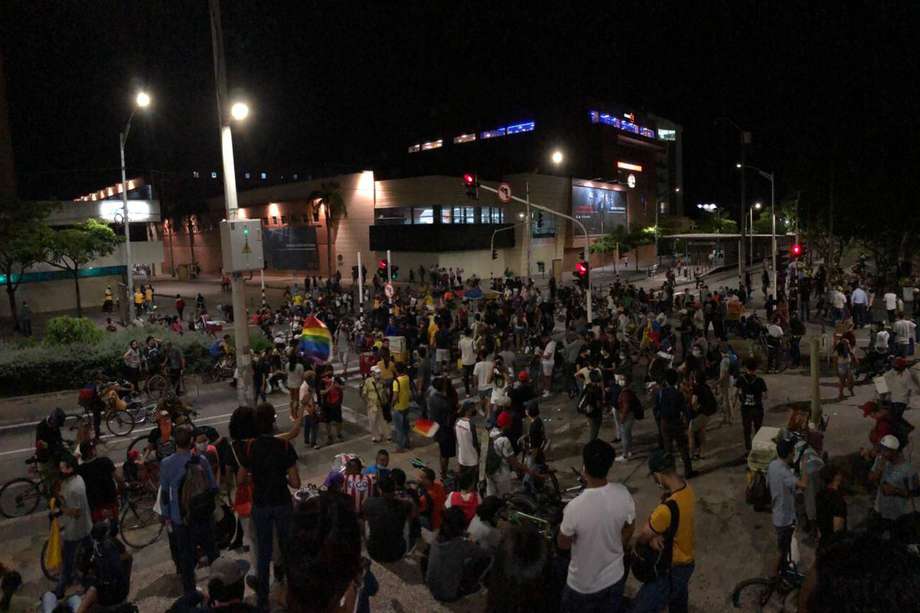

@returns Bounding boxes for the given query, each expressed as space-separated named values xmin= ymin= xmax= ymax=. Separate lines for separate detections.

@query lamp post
xmin=119 ymin=91 xmax=151 ymax=323
xmin=749 ymin=202 xmax=762 ymax=263
xmin=739 ymin=165 xmax=776 ymax=298
xmin=718 ymin=117 xmax=751 ymax=277
xmin=209 ymin=0 xmax=254 ymax=406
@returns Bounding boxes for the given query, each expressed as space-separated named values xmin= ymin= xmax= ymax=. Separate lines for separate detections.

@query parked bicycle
xmin=731 ymin=555 xmax=805 ymax=611
xmin=0 ymin=456 xmax=59 ymax=519
xmin=119 ymin=481 xmax=164 ymax=549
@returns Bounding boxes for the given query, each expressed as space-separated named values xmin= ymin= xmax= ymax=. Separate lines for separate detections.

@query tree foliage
xmin=43 ymin=219 xmax=122 ymax=316
xmin=0 ymin=196 xmax=57 ymax=329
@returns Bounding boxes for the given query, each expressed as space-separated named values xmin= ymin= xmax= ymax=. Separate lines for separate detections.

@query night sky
xmin=2 ymin=1 xmax=917 ymax=219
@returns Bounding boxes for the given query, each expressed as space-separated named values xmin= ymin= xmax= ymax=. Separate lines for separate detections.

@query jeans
xmin=587 ymin=416 xmax=601 ymax=442
xmin=169 ymin=520 xmax=217 ymax=595
xmin=661 ymin=418 xmax=693 ymax=477
xmin=561 ymin=575 xmax=626 ymax=613
xmin=742 ymin=408 xmax=764 ymax=452
xmin=252 ymin=504 xmax=293 ymax=608
xmin=462 ymin=364 xmax=474 ymax=396
xmin=303 ymin=414 xmax=318 ymax=446
xmin=55 ymin=536 xmax=91 ymax=596
xmin=393 ymin=410 xmax=410 ymax=449
xmin=799 ymin=298 xmax=810 ymax=322
xmin=853 ymin=303 xmax=867 ymax=327
xmin=620 ymin=415 xmax=635 ymax=456
xmin=630 ymin=562 xmax=695 ymax=613
xmin=42 ymin=592 xmax=82 ymax=613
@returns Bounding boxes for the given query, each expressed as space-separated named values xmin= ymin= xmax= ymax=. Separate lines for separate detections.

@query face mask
xmin=196 ymin=442 xmax=208 ymax=453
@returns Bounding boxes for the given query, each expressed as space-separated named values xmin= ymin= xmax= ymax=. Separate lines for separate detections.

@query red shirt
xmin=343 ymin=473 xmax=375 ymax=514
xmin=419 ymin=481 xmax=447 ymax=529
xmin=445 ymin=490 xmax=481 ymax=525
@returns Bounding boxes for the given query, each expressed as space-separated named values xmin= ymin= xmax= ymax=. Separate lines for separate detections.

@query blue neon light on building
xmin=505 ymin=121 xmax=535 ymax=134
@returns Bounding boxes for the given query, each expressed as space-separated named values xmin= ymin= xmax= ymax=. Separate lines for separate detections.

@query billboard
xmin=263 ymin=225 xmax=319 ymax=270
xmin=572 ymin=184 xmax=627 ymax=235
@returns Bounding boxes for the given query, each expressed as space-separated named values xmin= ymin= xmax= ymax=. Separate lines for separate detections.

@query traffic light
xmin=574 ymin=260 xmax=590 ymax=286
xmin=463 ymin=173 xmax=478 ymax=200
xmin=377 ymin=259 xmax=388 ymax=279
xmin=391 ymin=265 xmax=399 ymax=280
xmin=790 ymin=243 xmax=803 ymax=259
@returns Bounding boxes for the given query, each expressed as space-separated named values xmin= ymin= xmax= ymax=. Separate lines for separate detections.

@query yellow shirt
xmin=145 ymin=288 xmax=153 ymax=302
xmin=376 ymin=360 xmax=396 ymax=381
xmin=649 ymin=484 xmax=695 ymax=565
xmin=134 ymin=291 xmax=144 ymax=305
xmin=293 ymin=294 xmax=304 ymax=306
xmin=392 ymin=374 xmax=411 ymax=412
xmin=104 ymin=289 xmax=113 ymax=301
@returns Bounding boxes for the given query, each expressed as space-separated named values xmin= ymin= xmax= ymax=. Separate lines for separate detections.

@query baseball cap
xmin=880 ymin=434 xmax=900 ymax=451
xmin=647 ymin=449 xmax=676 ymax=474
xmin=517 ymin=370 xmax=529 ymax=383
xmin=496 ymin=411 xmax=512 ymax=429
xmin=210 ymin=557 xmax=250 ymax=585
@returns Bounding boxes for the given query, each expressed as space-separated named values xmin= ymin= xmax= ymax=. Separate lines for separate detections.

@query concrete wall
xmin=379 ymin=249 xmax=512 ymax=283
xmin=0 ymin=274 xmax=123 ymax=317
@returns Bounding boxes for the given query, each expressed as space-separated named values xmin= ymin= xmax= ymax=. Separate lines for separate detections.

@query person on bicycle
xmin=77 ymin=440 xmax=123 ymax=536
xmin=35 ymin=408 xmax=70 ymax=482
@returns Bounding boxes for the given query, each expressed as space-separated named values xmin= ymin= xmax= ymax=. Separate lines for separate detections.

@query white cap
xmin=880 ymin=434 xmax=900 ymax=451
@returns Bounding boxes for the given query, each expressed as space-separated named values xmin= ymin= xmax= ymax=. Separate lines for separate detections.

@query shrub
xmin=0 ymin=325 xmax=216 ymax=397
xmin=44 ymin=316 xmax=104 ymax=346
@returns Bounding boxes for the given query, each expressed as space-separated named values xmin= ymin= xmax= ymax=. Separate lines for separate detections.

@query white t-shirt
xmin=894 ymin=319 xmax=916 ymax=345
xmin=884 ymin=292 xmax=898 ymax=311
xmin=876 ymin=330 xmax=890 ymax=351
xmin=286 ymin=362 xmax=305 ymax=389
xmin=767 ymin=324 xmax=784 ymax=338
xmin=454 ymin=418 xmax=479 ymax=467
xmin=831 ymin=291 xmax=846 ymax=309
xmin=459 ymin=337 xmax=476 ymax=366
xmin=851 ymin=288 xmax=868 ymax=305
xmin=485 ymin=429 xmax=514 ymax=497
xmin=473 ymin=360 xmax=494 ymax=390
xmin=560 ymin=482 xmax=636 ymax=594
xmin=542 ymin=340 xmax=557 ymax=364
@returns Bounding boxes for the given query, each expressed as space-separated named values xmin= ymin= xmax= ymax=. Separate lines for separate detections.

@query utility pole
xmin=209 ymin=0 xmax=252 ymax=407
xmin=525 ymin=182 xmax=532 ymax=281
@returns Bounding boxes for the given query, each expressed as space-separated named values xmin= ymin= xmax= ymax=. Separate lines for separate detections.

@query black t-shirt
xmin=816 ymin=488 xmax=847 ymax=548
xmin=77 ymin=456 xmax=118 ymax=510
xmin=363 ymin=495 xmax=410 ymax=563
xmin=245 ymin=436 xmax=297 ymax=508
xmin=146 ymin=427 xmax=176 ymax=461
xmin=528 ymin=417 xmax=545 ymax=450
xmin=736 ymin=374 xmax=767 ymax=411
xmin=85 ymin=539 xmax=130 ymax=607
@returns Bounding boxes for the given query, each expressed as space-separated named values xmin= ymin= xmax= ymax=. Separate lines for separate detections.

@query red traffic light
xmin=463 ymin=173 xmax=476 ymax=186
xmin=575 ymin=261 xmax=588 ymax=277
xmin=791 ymin=244 xmax=802 ymax=257
xmin=378 ymin=259 xmax=387 ymax=270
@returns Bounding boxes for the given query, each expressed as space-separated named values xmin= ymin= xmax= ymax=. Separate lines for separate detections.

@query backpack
xmin=728 ymin=349 xmax=740 ymax=378
xmin=697 ymin=383 xmax=718 ymax=416
xmin=630 ymin=499 xmax=679 ymax=583
xmin=179 ymin=455 xmax=215 ymax=524
xmin=746 ymin=470 xmax=771 ymax=512
xmin=485 ymin=435 xmax=506 ymax=476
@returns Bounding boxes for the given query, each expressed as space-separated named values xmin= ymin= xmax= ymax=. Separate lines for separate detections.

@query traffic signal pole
xmin=478 ymin=181 xmax=593 ymax=322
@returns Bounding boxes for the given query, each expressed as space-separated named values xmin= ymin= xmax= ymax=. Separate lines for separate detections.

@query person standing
xmin=540 ymin=335 xmax=557 ymax=398
xmin=631 ymin=450 xmax=696 ymax=613
xmin=556 ymin=440 xmax=635 ymax=613
xmin=285 ymin=349 xmax=304 ymax=421
xmin=883 ymin=289 xmax=899 ymax=324
xmin=768 ymin=438 xmax=807 ymax=575
xmin=175 ymin=294 xmax=185 ymax=321
xmin=123 ymin=340 xmax=142 ymax=391
xmin=239 ymin=404 xmax=300 ymax=610
xmin=427 ymin=377 xmax=456 ymax=479
xmin=459 ymin=329 xmax=477 ymax=397
xmin=77 ymin=440 xmax=122 ymax=535
xmin=735 ymin=359 xmax=768 ymax=452
xmin=869 ymin=434 xmax=919 ymax=538
xmin=102 ymin=286 xmax=114 ymax=313
xmin=654 ymin=370 xmax=695 ymax=479
xmin=614 ymin=375 xmax=638 ymax=462
xmin=893 ymin=312 xmax=917 ymax=358
xmin=299 ymin=371 xmax=319 ymax=449
xmin=165 ymin=341 xmax=186 ymax=396
xmin=362 ymin=367 xmax=389 ymax=443
xmin=18 ymin=301 xmax=31 ymax=337
xmin=815 ymin=464 xmax=847 ymax=551
xmin=392 ymin=363 xmax=412 ymax=452
xmin=473 ymin=351 xmax=494 ymax=416
xmin=454 ymin=401 xmax=481 ymax=482
xmin=851 ymin=284 xmax=869 ymax=328
xmin=133 ymin=287 xmax=144 ymax=318
xmin=160 ymin=426 xmax=218 ymax=597
xmin=53 ymin=454 xmax=93 ymax=598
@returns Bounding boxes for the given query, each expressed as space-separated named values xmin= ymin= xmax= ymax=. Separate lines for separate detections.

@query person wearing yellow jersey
xmin=631 ymin=450 xmax=695 ymax=613
xmin=391 ymin=362 xmax=412 ymax=452
xmin=133 ymin=287 xmax=144 ymax=318
xmin=102 ymin=286 xmax=113 ymax=313
xmin=144 ymin=284 xmax=154 ymax=308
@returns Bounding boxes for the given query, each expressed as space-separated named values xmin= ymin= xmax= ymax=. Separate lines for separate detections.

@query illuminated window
xmin=450 ymin=207 xmax=476 ymax=224
xmin=408 ymin=144 xmax=421 ymax=153
xmin=210 ymin=171 xmax=218 ymax=179
xmin=192 ymin=171 xmax=200 ymax=179
xmin=453 ymin=133 xmax=476 ymax=144
xmin=481 ymin=128 xmax=505 ymax=140
xmin=281 ymin=216 xmax=287 ymax=224
xmin=293 ymin=173 xmax=299 ymax=180
xmin=421 ymin=139 xmax=443 ymax=151
xmin=271 ymin=216 xmax=278 ymax=225
xmin=442 ymin=208 xmax=452 ymax=224
xmin=244 ymin=172 xmax=251 ymax=180
xmin=505 ymin=121 xmax=535 ymax=134
xmin=412 ymin=208 xmax=434 ymax=224
xmin=260 ymin=172 xmax=268 ymax=180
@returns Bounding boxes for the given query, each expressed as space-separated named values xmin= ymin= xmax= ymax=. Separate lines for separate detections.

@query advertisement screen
xmin=263 ymin=225 xmax=319 ymax=270
xmin=572 ymin=184 xmax=627 ymax=235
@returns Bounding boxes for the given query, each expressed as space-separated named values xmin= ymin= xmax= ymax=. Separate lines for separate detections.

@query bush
xmin=44 ymin=316 xmax=104 ymax=346
xmin=0 ymin=325 xmax=216 ymax=397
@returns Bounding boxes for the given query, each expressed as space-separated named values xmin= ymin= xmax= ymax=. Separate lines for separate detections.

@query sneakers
xmin=615 ymin=453 xmax=632 ymax=463
xmin=542 ymin=390 xmax=551 ymax=398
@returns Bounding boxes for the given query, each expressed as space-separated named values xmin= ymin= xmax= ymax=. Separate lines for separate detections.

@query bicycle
xmin=201 ymin=356 xmax=235 ymax=385
xmin=119 ymin=481 xmax=164 ymax=549
xmin=731 ymin=559 xmax=805 ymax=611
xmin=0 ymin=456 xmax=57 ymax=518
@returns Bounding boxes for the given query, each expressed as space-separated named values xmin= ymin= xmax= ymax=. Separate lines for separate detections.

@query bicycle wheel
xmin=0 ymin=477 xmax=42 ymax=518
xmin=40 ymin=539 xmax=61 ymax=581
xmin=119 ymin=495 xmax=164 ymax=549
xmin=731 ymin=577 xmax=775 ymax=611
xmin=127 ymin=434 xmax=149 ymax=459
xmin=106 ymin=409 xmax=136 ymax=437
xmin=145 ymin=374 xmax=169 ymax=401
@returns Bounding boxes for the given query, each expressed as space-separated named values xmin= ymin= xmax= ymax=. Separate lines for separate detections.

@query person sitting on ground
xmin=70 ymin=521 xmax=131 ymax=613
xmin=424 ymin=507 xmax=491 ymax=602
xmin=444 ymin=469 xmax=482 ymax=527
xmin=486 ymin=525 xmax=557 ymax=613
xmin=363 ymin=475 xmax=417 ymax=564
xmin=0 ymin=566 xmax=33 ymax=612
xmin=169 ymin=556 xmax=257 ymax=612
xmin=415 ymin=467 xmax=447 ymax=532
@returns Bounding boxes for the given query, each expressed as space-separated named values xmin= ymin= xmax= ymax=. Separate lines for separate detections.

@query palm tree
xmin=307 ymin=182 xmax=347 ymax=280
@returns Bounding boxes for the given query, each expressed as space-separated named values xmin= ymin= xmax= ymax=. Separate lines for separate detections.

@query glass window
xmin=490 ymin=208 xmax=503 ymax=224
xmin=271 ymin=216 xmax=278 ymax=225
xmin=465 ymin=207 xmax=476 ymax=224
xmin=441 ymin=208 xmax=451 ymax=224
xmin=451 ymin=207 xmax=462 ymax=223
xmin=412 ymin=208 xmax=434 ymax=224
xmin=281 ymin=216 xmax=287 ymax=224
xmin=376 ymin=208 xmax=410 ymax=225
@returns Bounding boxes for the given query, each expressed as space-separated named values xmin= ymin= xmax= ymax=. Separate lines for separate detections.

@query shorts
xmin=690 ymin=413 xmax=710 ymax=433
xmin=323 ymin=404 xmax=343 ymax=424
xmin=541 ymin=360 xmax=555 ymax=377
xmin=478 ymin=388 xmax=492 ymax=400
xmin=836 ymin=363 xmax=851 ymax=378
xmin=436 ymin=349 xmax=450 ymax=363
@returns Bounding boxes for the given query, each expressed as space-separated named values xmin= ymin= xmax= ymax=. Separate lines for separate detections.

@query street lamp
xmin=230 ymin=101 xmax=249 ymax=121
xmin=738 ymin=164 xmax=777 ymax=298
xmin=551 ymin=150 xmax=564 ymax=165
xmin=120 ymin=90 xmax=151 ymax=323
xmin=750 ymin=202 xmax=762 ymax=263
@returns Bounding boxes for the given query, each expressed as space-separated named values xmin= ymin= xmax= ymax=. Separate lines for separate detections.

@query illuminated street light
xmin=754 ymin=202 xmax=762 ymax=210
xmin=518 ymin=212 xmax=525 ymax=220
xmin=736 ymin=162 xmax=742 ymax=168
xmin=551 ymin=150 xmax=564 ymax=165
xmin=230 ymin=101 xmax=250 ymax=121
xmin=135 ymin=91 xmax=151 ymax=108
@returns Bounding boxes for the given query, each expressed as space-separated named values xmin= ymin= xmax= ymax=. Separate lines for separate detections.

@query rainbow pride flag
xmin=299 ymin=315 xmax=333 ymax=364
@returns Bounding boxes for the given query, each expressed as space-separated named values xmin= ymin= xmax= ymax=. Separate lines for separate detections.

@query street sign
xmin=497 ymin=182 xmax=512 ymax=203
xmin=384 ymin=282 xmax=394 ymax=298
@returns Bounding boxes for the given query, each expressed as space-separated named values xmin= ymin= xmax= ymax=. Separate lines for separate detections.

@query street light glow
xmin=736 ymin=163 xmax=742 ymax=168
xmin=754 ymin=202 xmax=763 ymax=210
xmin=551 ymin=150 xmax=564 ymax=165
xmin=230 ymin=101 xmax=250 ymax=121
xmin=518 ymin=212 xmax=525 ymax=219
xmin=135 ymin=91 xmax=151 ymax=108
